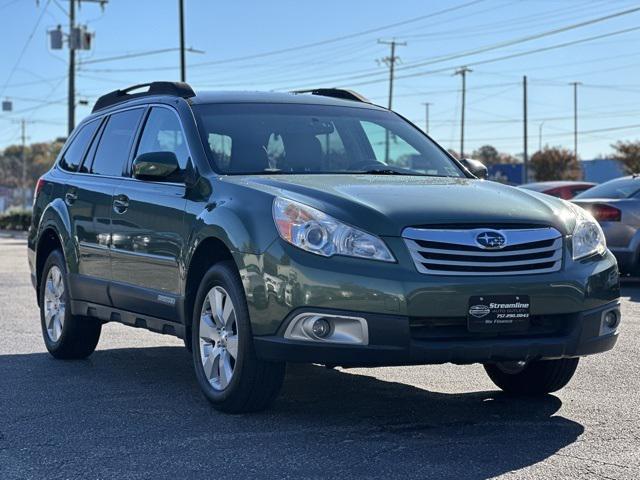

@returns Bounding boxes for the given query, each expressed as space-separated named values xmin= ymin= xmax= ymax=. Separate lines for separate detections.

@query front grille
xmin=403 ymin=227 xmax=563 ymax=276
xmin=410 ymin=314 xmax=571 ymax=341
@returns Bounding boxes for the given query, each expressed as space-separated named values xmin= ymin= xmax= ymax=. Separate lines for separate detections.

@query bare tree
xmin=612 ymin=140 xmax=640 ymax=174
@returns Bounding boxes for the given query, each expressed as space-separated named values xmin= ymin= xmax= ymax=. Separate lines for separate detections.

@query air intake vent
xmin=403 ymin=227 xmax=563 ymax=276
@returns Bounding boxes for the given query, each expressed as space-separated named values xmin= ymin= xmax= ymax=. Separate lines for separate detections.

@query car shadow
xmin=0 ymin=346 xmax=584 ymax=479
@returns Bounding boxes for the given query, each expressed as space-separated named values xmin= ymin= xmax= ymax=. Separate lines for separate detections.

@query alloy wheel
xmin=44 ymin=265 xmax=66 ymax=342
xmin=199 ymin=286 xmax=239 ymax=390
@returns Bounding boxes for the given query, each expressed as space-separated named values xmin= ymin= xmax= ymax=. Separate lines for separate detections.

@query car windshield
xmin=574 ymin=178 xmax=640 ymax=199
xmin=192 ymin=102 xmax=464 ymax=177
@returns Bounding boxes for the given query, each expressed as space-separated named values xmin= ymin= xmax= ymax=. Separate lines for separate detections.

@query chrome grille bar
xmin=403 ymin=227 xmax=563 ymax=276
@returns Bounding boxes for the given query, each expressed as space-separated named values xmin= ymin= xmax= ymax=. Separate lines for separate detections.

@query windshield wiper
xmin=359 ymin=168 xmax=422 ymax=176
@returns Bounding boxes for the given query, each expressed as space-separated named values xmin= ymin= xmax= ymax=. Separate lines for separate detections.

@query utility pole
xmin=523 ymin=75 xmax=528 ymax=184
xmin=422 ymin=102 xmax=432 ymax=134
xmin=68 ymin=0 xmax=76 ymax=135
xmin=21 ymin=119 xmax=27 ymax=209
xmin=570 ymin=82 xmax=581 ymax=163
xmin=538 ymin=121 xmax=545 ymax=151
xmin=378 ymin=39 xmax=406 ymax=161
xmin=48 ymin=1 xmax=106 ymax=135
xmin=378 ymin=39 xmax=406 ymax=110
xmin=179 ymin=0 xmax=186 ymax=82
xmin=454 ymin=66 xmax=472 ymax=158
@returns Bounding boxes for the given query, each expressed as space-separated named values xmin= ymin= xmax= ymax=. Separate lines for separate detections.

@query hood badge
xmin=475 ymin=231 xmax=506 ymax=249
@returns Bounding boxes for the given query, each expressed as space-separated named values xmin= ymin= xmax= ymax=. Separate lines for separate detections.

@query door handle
xmin=113 ymin=194 xmax=129 ymax=214
xmin=64 ymin=190 xmax=77 ymax=206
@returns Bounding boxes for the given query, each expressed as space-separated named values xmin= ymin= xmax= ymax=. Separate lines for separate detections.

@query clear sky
xmin=1 ymin=0 xmax=639 ymax=159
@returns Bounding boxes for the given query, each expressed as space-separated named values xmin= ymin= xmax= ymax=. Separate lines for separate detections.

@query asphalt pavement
xmin=1 ymin=237 xmax=638 ymax=480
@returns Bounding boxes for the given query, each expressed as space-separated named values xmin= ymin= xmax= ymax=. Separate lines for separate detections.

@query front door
xmin=109 ymin=106 xmax=189 ymax=322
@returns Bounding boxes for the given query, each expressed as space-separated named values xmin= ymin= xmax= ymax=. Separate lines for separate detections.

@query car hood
xmin=224 ymin=174 xmax=576 ymax=237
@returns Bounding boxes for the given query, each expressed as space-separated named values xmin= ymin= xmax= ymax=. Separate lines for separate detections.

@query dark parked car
xmin=28 ymin=82 xmax=620 ymax=412
xmin=573 ymin=175 xmax=640 ymax=274
xmin=519 ymin=181 xmax=596 ymax=200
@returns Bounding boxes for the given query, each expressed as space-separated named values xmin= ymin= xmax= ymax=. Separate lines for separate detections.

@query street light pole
xmin=21 ymin=119 xmax=27 ymax=209
xmin=422 ymin=102 xmax=432 ymax=134
xmin=179 ymin=0 xmax=186 ymax=82
xmin=570 ymin=81 xmax=581 ymax=162
xmin=454 ymin=66 xmax=472 ymax=158
xmin=68 ymin=0 xmax=75 ymax=135
xmin=523 ymin=75 xmax=528 ymax=184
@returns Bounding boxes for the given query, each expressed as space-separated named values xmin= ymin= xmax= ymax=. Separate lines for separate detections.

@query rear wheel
xmin=40 ymin=250 xmax=102 ymax=359
xmin=191 ymin=261 xmax=285 ymax=413
xmin=484 ymin=358 xmax=579 ymax=395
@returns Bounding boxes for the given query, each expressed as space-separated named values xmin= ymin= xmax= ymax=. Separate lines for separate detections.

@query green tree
xmin=611 ymin=140 xmax=640 ymax=174
xmin=530 ymin=146 xmax=581 ymax=181
xmin=472 ymin=145 xmax=518 ymax=166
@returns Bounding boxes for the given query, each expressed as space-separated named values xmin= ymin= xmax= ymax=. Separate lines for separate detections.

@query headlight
xmin=272 ymin=197 xmax=395 ymax=262
xmin=571 ymin=203 xmax=606 ymax=260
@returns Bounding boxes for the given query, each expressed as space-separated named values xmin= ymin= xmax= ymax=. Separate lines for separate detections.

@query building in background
xmin=487 ymin=158 xmax=625 ymax=185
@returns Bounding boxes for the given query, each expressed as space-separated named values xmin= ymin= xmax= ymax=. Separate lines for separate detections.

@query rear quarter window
xmin=90 ymin=108 xmax=144 ymax=176
xmin=59 ymin=120 xmax=100 ymax=172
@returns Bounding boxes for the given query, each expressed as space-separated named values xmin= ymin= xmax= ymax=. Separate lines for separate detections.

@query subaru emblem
xmin=476 ymin=231 xmax=506 ymax=249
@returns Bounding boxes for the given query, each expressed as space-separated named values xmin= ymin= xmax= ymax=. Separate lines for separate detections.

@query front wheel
xmin=484 ymin=358 xmax=579 ymax=395
xmin=191 ymin=261 xmax=285 ymax=413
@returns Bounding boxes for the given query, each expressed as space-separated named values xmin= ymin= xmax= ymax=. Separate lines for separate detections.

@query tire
xmin=39 ymin=249 xmax=102 ymax=359
xmin=484 ymin=358 xmax=579 ymax=395
xmin=191 ymin=260 xmax=285 ymax=413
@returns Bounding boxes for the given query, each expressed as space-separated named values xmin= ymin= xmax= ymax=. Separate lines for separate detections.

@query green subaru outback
xmin=28 ymin=82 xmax=620 ymax=413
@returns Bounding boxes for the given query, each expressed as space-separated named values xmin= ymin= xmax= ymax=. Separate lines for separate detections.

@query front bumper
xmin=237 ymin=238 xmax=621 ymax=366
xmin=254 ymin=301 xmax=620 ymax=366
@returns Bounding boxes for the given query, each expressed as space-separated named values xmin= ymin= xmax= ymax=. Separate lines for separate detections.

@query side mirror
xmin=460 ymin=158 xmax=488 ymax=179
xmin=132 ymin=151 xmax=180 ymax=181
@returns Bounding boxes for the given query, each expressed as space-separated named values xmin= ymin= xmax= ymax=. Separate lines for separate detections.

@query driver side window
xmin=137 ymin=107 xmax=189 ymax=170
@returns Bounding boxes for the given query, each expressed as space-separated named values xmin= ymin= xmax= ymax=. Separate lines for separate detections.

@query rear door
xmin=58 ymin=118 xmax=114 ymax=304
xmin=109 ymin=105 xmax=189 ymax=321
xmin=70 ymin=107 xmax=145 ymax=304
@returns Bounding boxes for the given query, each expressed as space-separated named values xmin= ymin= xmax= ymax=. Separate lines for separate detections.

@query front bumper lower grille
xmin=403 ymin=226 xmax=563 ymax=276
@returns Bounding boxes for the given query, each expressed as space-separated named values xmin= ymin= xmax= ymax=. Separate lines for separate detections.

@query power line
xmin=278 ymin=6 xmax=640 ymax=90
xmin=0 ymin=0 xmax=20 ymax=11
xmin=78 ymin=47 xmax=201 ymax=66
xmin=185 ymin=0 xmax=487 ymax=69
xmin=436 ymin=123 xmax=640 ymax=144
xmin=395 ymin=5 xmax=640 ymax=75
xmin=346 ymin=25 xmax=640 ymax=88
xmin=0 ymin=0 xmax=52 ymax=99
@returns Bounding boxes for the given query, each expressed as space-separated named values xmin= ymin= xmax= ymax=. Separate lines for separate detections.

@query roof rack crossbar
xmin=92 ymin=81 xmax=196 ymax=113
xmin=291 ymin=88 xmax=370 ymax=103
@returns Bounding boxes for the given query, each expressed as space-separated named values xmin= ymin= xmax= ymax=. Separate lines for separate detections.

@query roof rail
xmin=92 ymin=81 xmax=196 ymax=113
xmin=291 ymin=88 xmax=370 ymax=103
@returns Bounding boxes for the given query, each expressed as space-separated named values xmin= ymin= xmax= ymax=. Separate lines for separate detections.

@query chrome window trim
xmin=55 ymin=102 xmax=192 ymax=187
xmin=110 ymin=247 xmax=177 ymax=265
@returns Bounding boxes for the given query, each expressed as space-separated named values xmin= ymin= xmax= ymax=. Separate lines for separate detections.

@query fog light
xmin=311 ymin=318 xmax=331 ymax=338
xmin=284 ymin=312 xmax=369 ymax=345
xmin=604 ymin=310 xmax=619 ymax=329
xmin=600 ymin=308 xmax=621 ymax=336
